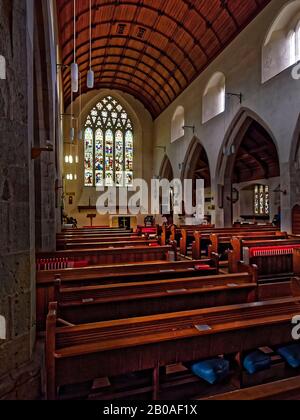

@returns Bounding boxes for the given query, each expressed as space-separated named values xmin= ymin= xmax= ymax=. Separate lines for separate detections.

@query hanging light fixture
xmin=71 ymin=0 xmax=79 ymax=93
xmin=78 ymin=71 xmax=83 ymax=140
xmin=87 ymin=0 xmax=94 ymax=89
xmin=70 ymin=81 xmax=75 ymax=142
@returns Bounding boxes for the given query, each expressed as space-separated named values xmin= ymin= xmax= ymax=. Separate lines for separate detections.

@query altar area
xmin=109 ymin=215 xmax=138 ymax=230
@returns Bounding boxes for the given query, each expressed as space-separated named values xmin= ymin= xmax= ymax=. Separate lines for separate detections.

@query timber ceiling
xmin=56 ymin=0 xmax=271 ymax=118
xmin=233 ymin=121 xmax=280 ymax=184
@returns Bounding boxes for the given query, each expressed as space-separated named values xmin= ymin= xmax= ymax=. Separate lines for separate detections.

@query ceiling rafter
xmin=57 ymin=0 xmax=271 ymax=118
xmin=63 ymin=64 xmax=172 ymax=106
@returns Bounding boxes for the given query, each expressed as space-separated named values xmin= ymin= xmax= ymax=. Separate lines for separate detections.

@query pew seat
xmin=37 ymin=258 xmax=219 ymax=331
xmin=200 ymin=376 xmax=300 ymax=400
xmin=46 ymin=298 xmax=300 ymax=400
xmin=55 ymin=271 xmax=258 ymax=324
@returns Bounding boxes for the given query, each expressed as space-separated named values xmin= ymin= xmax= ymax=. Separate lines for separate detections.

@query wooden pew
xmin=37 ymin=244 xmax=177 ymax=270
xmin=209 ymin=231 xmax=283 ymax=261
xmin=190 ymin=228 xmax=280 ymax=260
xmin=37 ymin=258 xmax=219 ymax=331
xmin=46 ymin=297 xmax=300 ymax=400
xmin=55 ymin=270 xmax=258 ymax=324
xmin=161 ymin=224 xmax=172 ymax=246
xmin=229 ymin=239 xmax=300 ymax=282
xmin=136 ymin=226 xmax=159 ymax=236
xmin=170 ymin=224 xmax=214 ymax=245
xmin=57 ymin=231 xmax=135 ymax=240
xmin=200 ymin=376 xmax=300 ymax=400
xmin=229 ymin=233 xmax=288 ymax=272
xmin=57 ymin=234 xmax=141 ymax=249
xmin=62 ymin=227 xmax=129 ymax=233
xmin=59 ymin=239 xmax=159 ymax=251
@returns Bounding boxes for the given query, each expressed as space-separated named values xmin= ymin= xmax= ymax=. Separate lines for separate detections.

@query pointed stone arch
xmin=216 ymin=108 xmax=280 ymax=226
xmin=181 ymin=137 xmax=211 ymax=188
xmin=159 ymin=155 xmax=174 ymax=182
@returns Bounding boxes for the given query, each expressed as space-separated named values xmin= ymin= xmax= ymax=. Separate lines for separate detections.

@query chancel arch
xmin=217 ymin=111 xmax=281 ymax=227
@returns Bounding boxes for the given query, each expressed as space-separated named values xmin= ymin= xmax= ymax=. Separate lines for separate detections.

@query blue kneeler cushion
xmin=243 ymin=350 xmax=272 ymax=375
xmin=190 ymin=358 xmax=230 ymax=385
xmin=277 ymin=344 xmax=300 ymax=369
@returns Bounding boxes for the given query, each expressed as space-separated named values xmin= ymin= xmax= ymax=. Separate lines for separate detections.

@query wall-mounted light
xmin=182 ymin=125 xmax=195 ymax=135
xmin=31 ymin=141 xmax=54 ymax=160
xmin=226 ymin=92 xmax=243 ymax=104
xmin=274 ymin=185 xmax=287 ymax=195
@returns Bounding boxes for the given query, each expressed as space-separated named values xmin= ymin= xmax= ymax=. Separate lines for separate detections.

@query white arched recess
xmin=202 ymin=72 xmax=226 ymax=124
xmin=171 ymin=106 xmax=185 ymax=143
xmin=215 ymin=108 xmax=282 ymax=228
xmin=262 ymin=0 xmax=300 ymax=83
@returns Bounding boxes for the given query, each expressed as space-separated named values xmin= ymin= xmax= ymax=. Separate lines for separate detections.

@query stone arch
xmin=181 ymin=137 xmax=211 ymax=188
xmin=216 ymin=108 xmax=280 ymax=226
xmin=181 ymin=137 xmax=212 ymax=222
xmin=159 ymin=155 xmax=174 ymax=182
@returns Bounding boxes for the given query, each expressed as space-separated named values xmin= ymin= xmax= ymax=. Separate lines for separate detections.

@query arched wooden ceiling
xmin=56 ymin=0 xmax=271 ymax=118
xmin=233 ymin=121 xmax=280 ymax=183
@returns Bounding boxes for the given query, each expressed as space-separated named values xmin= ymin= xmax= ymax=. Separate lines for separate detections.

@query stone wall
xmin=0 ymin=0 xmax=59 ymax=400
xmin=0 ymin=0 xmax=39 ymax=399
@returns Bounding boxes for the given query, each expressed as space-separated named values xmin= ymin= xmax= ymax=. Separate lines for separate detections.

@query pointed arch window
xmin=84 ymin=96 xmax=134 ymax=187
xmin=254 ymin=185 xmax=270 ymax=215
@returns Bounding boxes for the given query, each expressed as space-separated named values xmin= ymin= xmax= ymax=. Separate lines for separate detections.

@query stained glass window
xmin=83 ymin=96 xmax=134 ymax=187
xmin=254 ymin=185 xmax=270 ymax=215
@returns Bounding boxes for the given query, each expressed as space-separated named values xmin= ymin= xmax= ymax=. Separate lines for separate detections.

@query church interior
xmin=2 ymin=0 xmax=300 ymax=401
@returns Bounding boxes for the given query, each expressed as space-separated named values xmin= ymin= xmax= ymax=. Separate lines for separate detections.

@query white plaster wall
xmin=153 ymin=0 xmax=300 ymax=232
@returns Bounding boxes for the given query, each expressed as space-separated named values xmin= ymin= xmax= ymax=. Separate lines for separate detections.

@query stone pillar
xmin=0 ymin=0 xmax=41 ymax=400
xmin=280 ymin=161 xmax=292 ymax=233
